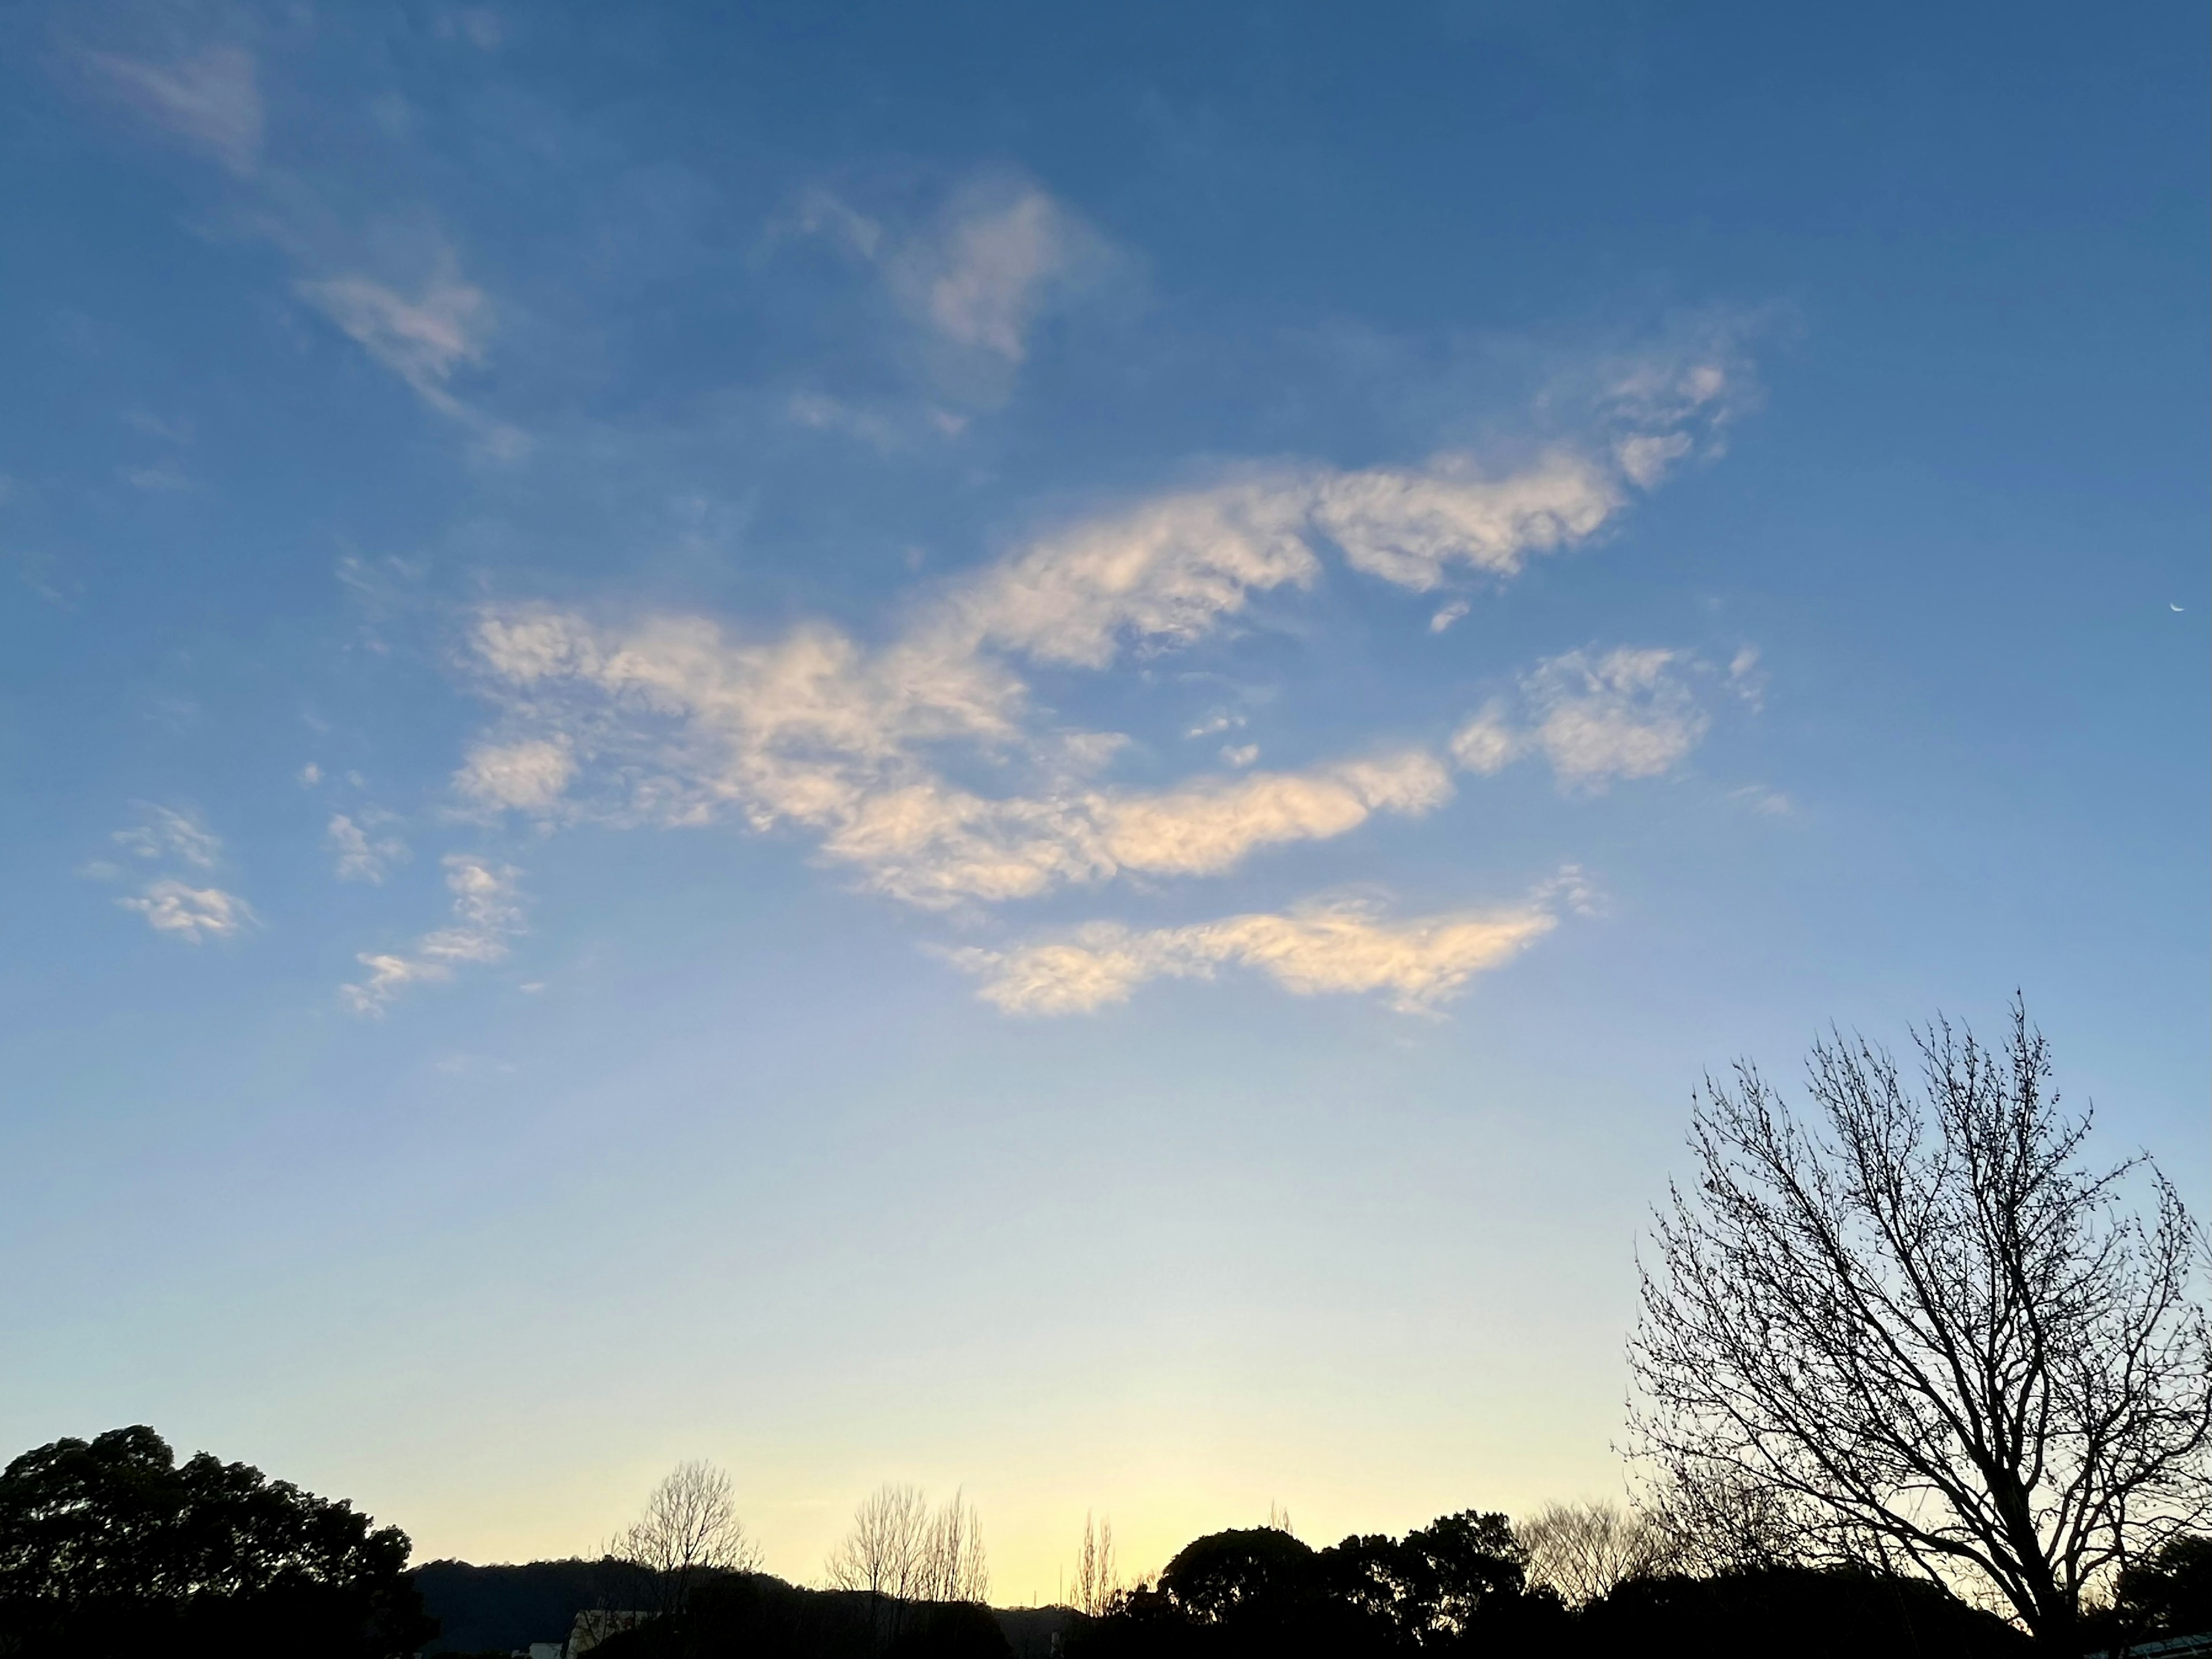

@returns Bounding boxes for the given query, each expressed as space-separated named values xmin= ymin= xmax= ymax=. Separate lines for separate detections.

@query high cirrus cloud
xmin=296 ymin=265 xmax=500 ymax=425
xmin=71 ymin=28 xmax=522 ymax=454
xmin=326 ymin=813 xmax=409 ymax=883
xmin=465 ymin=601 xmax=1452 ymax=906
xmin=949 ymin=887 xmax=1571 ymax=1016
xmin=120 ymin=880 xmax=255 ymax=941
xmin=1450 ymin=646 xmax=1739 ymax=791
xmin=902 ymin=185 xmax=1094 ymax=362
xmin=454 ymin=737 xmax=577 ymax=812
xmin=1310 ymin=450 xmax=1621 ymax=592
xmin=938 ymin=471 xmax=1323 ymax=666
xmin=446 ymin=355 xmax=1752 ymax=1005
xmin=84 ymin=43 xmax=262 ymax=175
xmin=342 ymin=855 xmax=524 ymax=1014
xmin=457 ymin=380 xmax=1742 ymax=912
xmin=113 ymin=804 xmax=222 ymax=870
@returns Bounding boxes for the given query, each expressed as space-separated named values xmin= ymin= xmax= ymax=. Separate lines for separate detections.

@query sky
xmin=1 ymin=0 xmax=2206 ymax=1605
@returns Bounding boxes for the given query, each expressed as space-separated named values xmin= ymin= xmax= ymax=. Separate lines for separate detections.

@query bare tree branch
xmin=1518 ymin=1500 xmax=1675 ymax=1606
xmin=1068 ymin=1513 xmax=1121 ymax=1617
xmin=825 ymin=1481 xmax=990 ymax=1640
xmin=612 ymin=1459 xmax=760 ymax=1617
xmin=1627 ymin=1000 xmax=2212 ymax=1656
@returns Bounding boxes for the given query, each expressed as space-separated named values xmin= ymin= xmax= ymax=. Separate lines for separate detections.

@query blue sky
xmin=2 ymin=0 xmax=2205 ymax=1599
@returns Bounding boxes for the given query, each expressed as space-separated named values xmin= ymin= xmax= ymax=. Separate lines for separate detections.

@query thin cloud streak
xmin=114 ymin=805 xmax=222 ymax=869
xmin=69 ymin=34 xmax=521 ymax=450
xmin=298 ymin=270 xmax=489 ymax=403
xmin=950 ymin=890 xmax=1567 ymax=1016
xmin=84 ymin=44 xmax=263 ymax=174
xmin=342 ymin=855 xmax=524 ymax=1014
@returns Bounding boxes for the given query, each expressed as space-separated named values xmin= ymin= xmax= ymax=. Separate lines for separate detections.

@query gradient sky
xmin=2 ymin=0 xmax=2206 ymax=1605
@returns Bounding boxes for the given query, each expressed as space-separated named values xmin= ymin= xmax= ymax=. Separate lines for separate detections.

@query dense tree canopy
xmin=0 ymin=1424 xmax=433 ymax=1658
xmin=1070 ymin=1513 xmax=1564 ymax=1657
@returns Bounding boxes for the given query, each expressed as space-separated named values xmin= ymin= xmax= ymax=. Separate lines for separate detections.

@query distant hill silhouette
xmin=413 ymin=1546 xmax=2031 ymax=1658
xmin=412 ymin=1560 xmax=1073 ymax=1658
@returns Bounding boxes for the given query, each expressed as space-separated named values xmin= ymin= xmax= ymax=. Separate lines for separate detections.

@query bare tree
xmin=1639 ymin=1463 xmax=1809 ymax=1576
xmin=826 ymin=1484 xmax=989 ymax=1607
xmin=1518 ymin=1499 xmax=1673 ymax=1605
xmin=915 ymin=1489 xmax=990 ymax=1605
xmin=1628 ymin=1002 xmax=2212 ymax=1655
xmin=612 ymin=1459 xmax=761 ymax=1616
xmin=1067 ymin=1513 xmax=1120 ymax=1616
xmin=825 ymin=1483 xmax=932 ymax=1602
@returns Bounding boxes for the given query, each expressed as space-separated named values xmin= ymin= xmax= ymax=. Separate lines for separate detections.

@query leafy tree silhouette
xmin=0 ymin=1424 xmax=433 ymax=1658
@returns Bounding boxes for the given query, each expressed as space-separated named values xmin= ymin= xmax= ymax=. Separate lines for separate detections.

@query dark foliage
xmin=1325 ymin=1510 xmax=1543 ymax=1642
xmin=1161 ymin=1528 xmax=1321 ymax=1624
xmin=2082 ymin=1534 xmax=2212 ymax=1650
xmin=992 ymin=1605 xmax=1078 ymax=1659
xmin=1070 ymin=1513 xmax=1567 ymax=1658
xmin=0 ymin=1425 xmax=433 ymax=1659
xmin=1069 ymin=1512 xmax=2034 ymax=1657
xmin=1578 ymin=1566 xmax=2032 ymax=1657
xmin=413 ymin=1555 xmax=624 ymax=1654
xmin=588 ymin=1574 xmax=1017 ymax=1658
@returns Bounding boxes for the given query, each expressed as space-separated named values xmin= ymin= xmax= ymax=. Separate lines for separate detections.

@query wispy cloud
xmin=461 ymin=597 xmax=1457 ymax=908
xmin=297 ymin=264 xmax=521 ymax=450
xmin=119 ymin=880 xmax=254 ymax=941
xmin=782 ymin=175 xmax=1126 ymax=404
xmin=119 ymin=461 xmax=195 ymax=493
xmin=941 ymin=471 xmax=1320 ymax=666
xmin=896 ymin=184 xmax=1100 ymax=363
xmin=1097 ymin=754 xmax=1449 ymax=877
xmin=458 ymin=367 xmax=1740 ymax=914
xmin=949 ymin=888 xmax=1567 ymax=1015
xmin=453 ymin=738 xmax=575 ymax=812
xmin=84 ymin=44 xmax=262 ymax=175
xmin=445 ymin=342 xmax=1752 ymax=1002
xmin=300 ymin=270 xmax=487 ymax=395
xmin=326 ymin=813 xmax=409 ymax=883
xmin=433 ymin=7 xmax=505 ymax=50
xmin=785 ymin=391 xmax=971 ymax=449
xmin=1729 ymin=784 xmax=1793 ymax=817
xmin=1312 ymin=450 xmax=1619 ymax=592
xmin=103 ymin=805 xmax=253 ymax=941
xmin=342 ymin=855 xmax=524 ymax=1014
xmin=787 ymin=187 xmax=885 ymax=259
xmin=114 ymin=805 xmax=222 ymax=869
xmin=1450 ymin=647 xmax=1721 ymax=791
xmin=70 ymin=29 xmax=521 ymax=453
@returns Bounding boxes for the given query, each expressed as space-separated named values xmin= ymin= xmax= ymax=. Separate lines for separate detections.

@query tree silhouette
xmin=1066 ymin=1513 xmax=1120 ymax=1618
xmin=612 ymin=1459 xmax=760 ymax=1616
xmin=1630 ymin=1001 xmax=2212 ymax=1654
xmin=0 ymin=1425 xmax=433 ymax=1658
xmin=1517 ymin=1501 xmax=1672 ymax=1608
